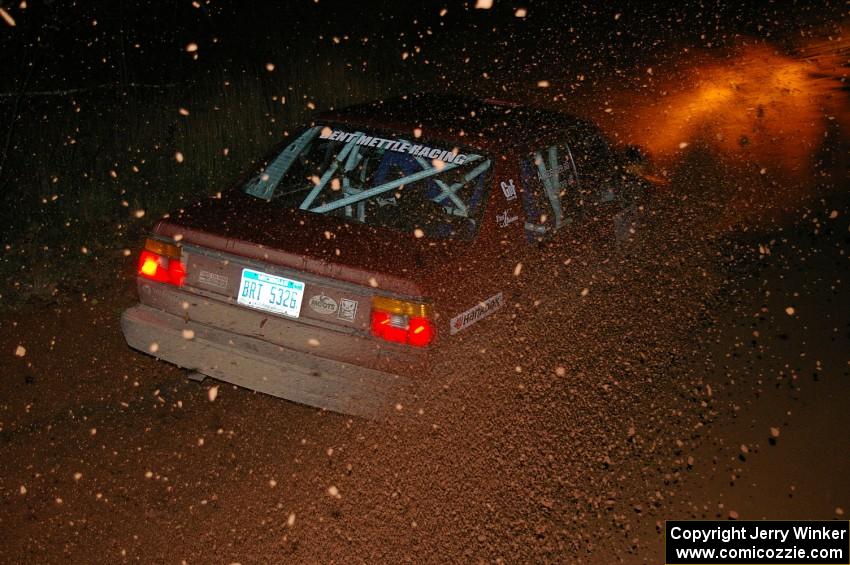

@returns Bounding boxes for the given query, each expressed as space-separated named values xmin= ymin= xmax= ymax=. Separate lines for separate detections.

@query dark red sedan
xmin=122 ymin=94 xmax=645 ymax=415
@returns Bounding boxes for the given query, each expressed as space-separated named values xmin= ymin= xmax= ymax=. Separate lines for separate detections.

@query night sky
xmin=3 ymin=1 xmax=844 ymax=92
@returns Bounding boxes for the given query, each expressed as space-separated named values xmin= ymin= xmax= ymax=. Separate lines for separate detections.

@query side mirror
xmin=622 ymin=145 xmax=647 ymax=166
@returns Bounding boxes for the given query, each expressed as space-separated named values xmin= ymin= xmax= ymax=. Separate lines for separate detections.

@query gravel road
xmin=1 ymin=187 xmax=847 ymax=563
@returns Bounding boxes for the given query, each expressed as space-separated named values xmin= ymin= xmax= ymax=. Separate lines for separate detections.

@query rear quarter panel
xmin=428 ymin=158 xmax=526 ymax=341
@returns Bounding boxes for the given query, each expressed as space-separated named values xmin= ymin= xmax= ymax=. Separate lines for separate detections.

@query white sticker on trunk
xmin=450 ymin=292 xmax=503 ymax=335
xmin=198 ymin=270 xmax=229 ymax=289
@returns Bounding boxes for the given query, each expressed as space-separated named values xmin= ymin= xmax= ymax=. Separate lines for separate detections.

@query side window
xmin=569 ymin=133 xmax=620 ymax=206
xmin=518 ymin=142 xmax=579 ymax=242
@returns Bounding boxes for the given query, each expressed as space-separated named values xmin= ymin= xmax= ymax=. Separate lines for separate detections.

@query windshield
xmin=242 ymin=125 xmax=492 ymax=240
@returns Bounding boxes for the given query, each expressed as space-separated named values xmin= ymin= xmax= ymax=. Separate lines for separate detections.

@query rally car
xmin=121 ymin=94 xmax=646 ymax=416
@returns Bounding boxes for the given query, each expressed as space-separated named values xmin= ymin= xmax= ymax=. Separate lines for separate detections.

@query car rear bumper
xmin=121 ymin=304 xmax=409 ymax=417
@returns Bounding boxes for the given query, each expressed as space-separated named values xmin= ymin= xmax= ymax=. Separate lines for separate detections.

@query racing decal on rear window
xmin=500 ymin=179 xmax=517 ymax=201
xmin=308 ymin=294 xmax=338 ymax=315
xmin=337 ymin=298 xmax=358 ymax=322
xmin=320 ymin=128 xmax=470 ymax=165
xmin=450 ymin=292 xmax=503 ymax=335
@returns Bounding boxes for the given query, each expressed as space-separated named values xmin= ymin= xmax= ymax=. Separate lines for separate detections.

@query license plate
xmin=237 ymin=268 xmax=305 ymax=318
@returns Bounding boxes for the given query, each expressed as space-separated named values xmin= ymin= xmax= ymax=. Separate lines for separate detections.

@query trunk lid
xmin=151 ymin=191 xmax=462 ymax=332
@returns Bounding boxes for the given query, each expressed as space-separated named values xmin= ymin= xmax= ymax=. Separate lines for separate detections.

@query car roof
xmin=316 ymin=93 xmax=605 ymax=154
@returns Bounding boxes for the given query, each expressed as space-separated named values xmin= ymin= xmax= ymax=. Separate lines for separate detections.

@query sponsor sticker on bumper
xmin=450 ymin=292 xmax=503 ymax=335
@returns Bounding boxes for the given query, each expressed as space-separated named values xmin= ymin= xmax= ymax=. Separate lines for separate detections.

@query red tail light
xmin=370 ymin=296 xmax=435 ymax=348
xmin=137 ymin=238 xmax=185 ymax=286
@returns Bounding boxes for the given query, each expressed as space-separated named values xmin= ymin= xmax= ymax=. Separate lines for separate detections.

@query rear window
xmin=243 ymin=125 xmax=492 ymax=240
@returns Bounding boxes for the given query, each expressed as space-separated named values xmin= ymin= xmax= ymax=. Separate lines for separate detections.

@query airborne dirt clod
xmin=4 ymin=174 xmax=846 ymax=563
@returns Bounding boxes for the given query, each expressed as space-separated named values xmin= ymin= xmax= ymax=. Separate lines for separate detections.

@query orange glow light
xmin=588 ymin=34 xmax=850 ymax=226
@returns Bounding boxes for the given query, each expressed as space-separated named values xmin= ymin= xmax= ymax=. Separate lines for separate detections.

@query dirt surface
xmin=1 ymin=191 xmax=848 ymax=563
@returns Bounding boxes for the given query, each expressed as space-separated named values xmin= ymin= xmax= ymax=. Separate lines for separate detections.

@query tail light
xmin=370 ymin=296 xmax=435 ymax=348
xmin=137 ymin=238 xmax=186 ymax=286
